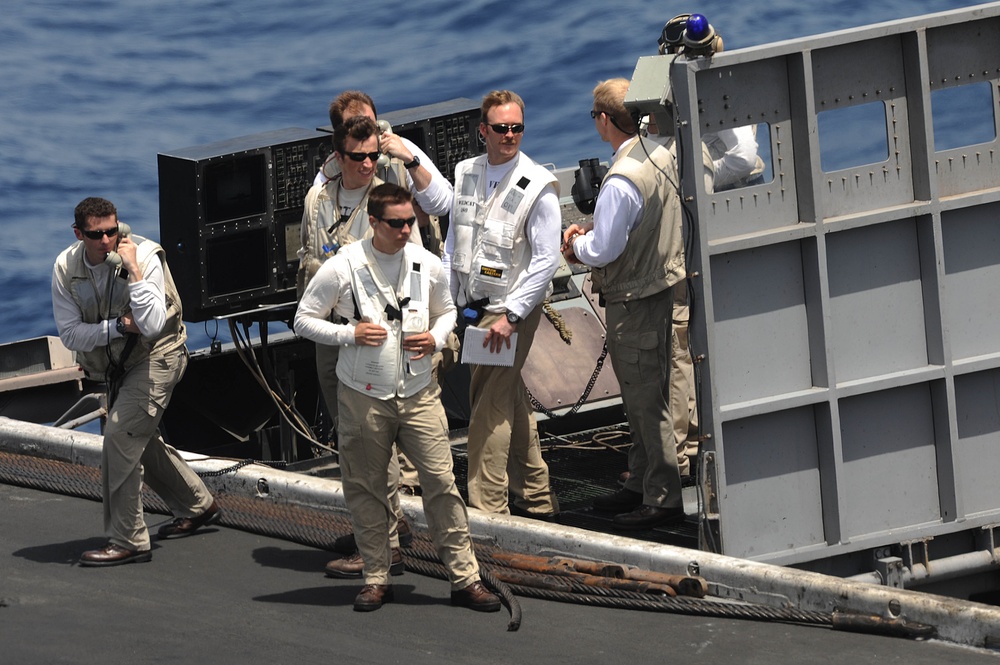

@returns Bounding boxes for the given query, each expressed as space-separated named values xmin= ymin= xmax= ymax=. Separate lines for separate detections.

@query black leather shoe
xmin=79 ymin=543 xmax=152 ymax=567
xmin=354 ymin=584 xmax=393 ymax=612
xmin=508 ymin=503 xmax=559 ymax=523
xmin=612 ymin=505 xmax=686 ymax=530
xmin=157 ymin=500 xmax=222 ymax=539
xmin=325 ymin=548 xmax=404 ymax=578
xmin=333 ymin=517 xmax=412 ymax=553
xmin=451 ymin=581 xmax=501 ymax=612
xmin=592 ymin=488 xmax=643 ymax=513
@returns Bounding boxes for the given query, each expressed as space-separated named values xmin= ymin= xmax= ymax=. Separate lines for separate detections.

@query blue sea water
xmin=0 ymin=0 xmax=975 ymax=350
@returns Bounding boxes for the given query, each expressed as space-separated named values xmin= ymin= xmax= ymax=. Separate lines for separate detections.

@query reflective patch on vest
xmin=460 ymin=172 xmax=480 ymax=196
xmin=501 ymin=188 xmax=524 ymax=215
xmin=479 ymin=265 xmax=504 ymax=280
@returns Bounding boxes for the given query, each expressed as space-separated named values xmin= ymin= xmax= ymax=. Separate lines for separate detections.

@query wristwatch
xmin=115 ymin=317 xmax=126 ymax=335
xmin=505 ymin=311 xmax=520 ymax=325
xmin=403 ymin=155 xmax=420 ymax=170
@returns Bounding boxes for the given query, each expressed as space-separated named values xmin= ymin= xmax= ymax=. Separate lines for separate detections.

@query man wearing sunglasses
xmin=298 ymin=115 xmax=430 ymax=575
xmin=562 ymin=79 xmax=714 ymax=530
xmin=442 ymin=90 xmax=561 ymax=520
xmin=315 ymin=91 xmax=453 ymax=228
xmin=295 ymin=183 xmax=499 ymax=613
xmin=51 ymin=197 xmax=221 ymax=566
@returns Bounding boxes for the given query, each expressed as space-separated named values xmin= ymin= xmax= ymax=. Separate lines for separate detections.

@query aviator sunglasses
xmin=81 ymin=226 xmax=119 ymax=240
xmin=487 ymin=123 xmax=525 ymax=135
xmin=376 ymin=216 xmax=417 ymax=229
xmin=343 ymin=151 xmax=382 ymax=162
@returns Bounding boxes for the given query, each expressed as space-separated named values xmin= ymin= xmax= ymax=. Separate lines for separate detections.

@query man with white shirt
xmin=563 ymin=79 xmax=713 ymax=530
xmin=442 ymin=90 xmax=560 ymax=519
xmin=314 ymin=90 xmax=453 ymax=251
xmin=51 ymin=197 xmax=220 ymax=566
xmin=294 ymin=183 xmax=499 ymax=613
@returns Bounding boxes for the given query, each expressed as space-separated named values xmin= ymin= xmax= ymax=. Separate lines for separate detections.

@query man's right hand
xmin=354 ymin=321 xmax=387 ymax=346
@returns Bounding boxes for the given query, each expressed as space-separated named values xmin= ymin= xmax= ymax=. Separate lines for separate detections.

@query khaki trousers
xmin=102 ymin=349 xmax=213 ymax=550
xmin=466 ymin=306 xmax=559 ymax=515
xmin=337 ymin=381 xmax=480 ymax=588
xmin=605 ymin=288 xmax=683 ymax=510
xmin=670 ymin=279 xmax=699 ymax=476
xmin=317 ymin=342 xmax=407 ymax=546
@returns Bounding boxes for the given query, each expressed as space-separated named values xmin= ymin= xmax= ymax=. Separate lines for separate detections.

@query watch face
xmin=506 ymin=312 xmax=518 ymax=323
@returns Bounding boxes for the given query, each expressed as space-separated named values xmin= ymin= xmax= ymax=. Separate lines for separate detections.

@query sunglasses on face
xmin=343 ymin=151 xmax=381 ymax=162
xmin=376 ymin=216 xmax=416 ymax=229
xmin=590 ymin=109 xmax=603 ymax=119
xmin=81 ymin=226 xmax=119 ymax=240
xmin=487 ymin=123 xmax=525 ymax=135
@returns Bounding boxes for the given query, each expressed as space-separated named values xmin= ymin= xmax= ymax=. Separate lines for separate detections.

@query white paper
xmin=461 ymin=326 xmax=517 ymax=367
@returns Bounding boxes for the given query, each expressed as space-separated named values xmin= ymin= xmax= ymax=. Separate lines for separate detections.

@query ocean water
xmin=0 ymin=0 xmax=974 ymax=350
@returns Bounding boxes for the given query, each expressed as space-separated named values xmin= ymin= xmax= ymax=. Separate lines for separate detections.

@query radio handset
xmin=377 ymin=119 xmax=392 ymax=170
xmin=103 ymin=222 xmax=132 ymax=269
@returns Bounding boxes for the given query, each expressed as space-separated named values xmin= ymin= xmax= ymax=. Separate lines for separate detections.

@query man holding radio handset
xmin=52 ymin=196 xmax=221 ymax=567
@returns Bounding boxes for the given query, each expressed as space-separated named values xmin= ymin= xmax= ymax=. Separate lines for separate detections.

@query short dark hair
xmin=368 ymin=182 xmax=412 ymax=220
xmin=73 ymin=197 xmax=117 ymax=229
xmin=328 ymin=90 xmax=377 ymax=129
xmin=333 ymin=115 xmax=379 ymax=155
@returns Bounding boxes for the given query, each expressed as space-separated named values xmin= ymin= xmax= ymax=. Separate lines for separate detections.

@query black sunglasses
xmin=590 ymin=109 xmax=602 ymax=119
xmin=487 ymin=123 xmax=525 ymax=135
xmin=81 ymin=226 xmax=119 ymax=240
xmin=343 ymin=151 xmax=381 ymax=162
xmin=377 ymin=216 xmax=416 ymax=229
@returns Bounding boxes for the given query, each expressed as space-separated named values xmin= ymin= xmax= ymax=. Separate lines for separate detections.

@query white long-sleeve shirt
xmin=441 ymin=157 xmax=561 ymax=319
xmin=51 ymin=251 xmax=167 ymax=352
xmin=314 ymin=137 xmax=453 ymax=216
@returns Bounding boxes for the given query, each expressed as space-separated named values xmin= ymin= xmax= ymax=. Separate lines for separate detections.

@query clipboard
xmin=461 ymin=326 xmax=518 ymax=367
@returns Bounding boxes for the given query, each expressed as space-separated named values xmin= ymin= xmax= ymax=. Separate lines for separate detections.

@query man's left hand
xmin=484 ymin=318 xmax=516 ymax=354
xmin=402 ymin=331 xmax=436 ymax=361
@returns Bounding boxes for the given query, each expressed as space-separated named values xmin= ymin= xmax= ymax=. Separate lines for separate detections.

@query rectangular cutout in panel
xmin=818 ymin=102 xmax=889 ymax=172
xmin=826 ymin=219 xmax=929 ymax=383
xmin=932 ymin=82 xmax=996 ymax=151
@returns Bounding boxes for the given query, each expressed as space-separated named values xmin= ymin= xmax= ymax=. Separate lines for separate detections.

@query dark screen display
xmin=204 ymin=228 xmax=270 ymax=297
xmin=203 ymin=154 xmax=267 ymax=224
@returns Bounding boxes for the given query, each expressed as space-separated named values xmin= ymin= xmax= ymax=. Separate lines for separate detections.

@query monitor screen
xmin=203 ymin=153 xmax=268 ymax=224
xmin=204 ymin=228 xmax=270 ymax=297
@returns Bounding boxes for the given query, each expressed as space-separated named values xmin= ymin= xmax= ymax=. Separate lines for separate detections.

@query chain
xmin=527 ymin=344 xmax=608 ymax=419
xmin=196 ymin=458 xmax=288 ymax=478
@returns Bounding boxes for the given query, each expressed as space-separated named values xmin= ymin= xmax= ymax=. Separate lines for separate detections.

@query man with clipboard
xmin=442 ymin=90 xmax=561 ymax=520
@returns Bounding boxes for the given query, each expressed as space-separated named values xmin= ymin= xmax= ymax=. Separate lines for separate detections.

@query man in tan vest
xmin=563 ymin=79 xmax=713 ymax=529
xmin=52 ymin=197 xmax=220 ymax=565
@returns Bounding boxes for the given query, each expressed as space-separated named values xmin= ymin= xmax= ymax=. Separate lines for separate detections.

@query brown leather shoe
xmin=325 ymin=548 xmax=404 ymax=578
xmin=332 ymin=517 xmax=413 ymax=554
xmin=79 ymin=543 xmax=152 ymax=567
xmin=592 ymin=488 xmax=643 ymax=513
xmin=157 ymin=500 xmax=222 ymax=539
xmin=450 ymin=581 xmax=501 ymax=612
xmin=612 ymin=504 xmax=686 ymax=530
xmin=354 ymin=584 xmax=393 ymax=612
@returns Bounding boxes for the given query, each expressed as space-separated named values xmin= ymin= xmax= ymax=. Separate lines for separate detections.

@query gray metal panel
xmin=663 ymin=3 xmax=1000 ymax=571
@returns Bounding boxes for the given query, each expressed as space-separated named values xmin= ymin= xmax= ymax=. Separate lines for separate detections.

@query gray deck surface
xmin=2 ymin=482 xmax=995 ymax=664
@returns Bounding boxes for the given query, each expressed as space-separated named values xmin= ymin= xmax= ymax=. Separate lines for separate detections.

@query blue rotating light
xmin=685 ymin=14 xmax=710 ymax=42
